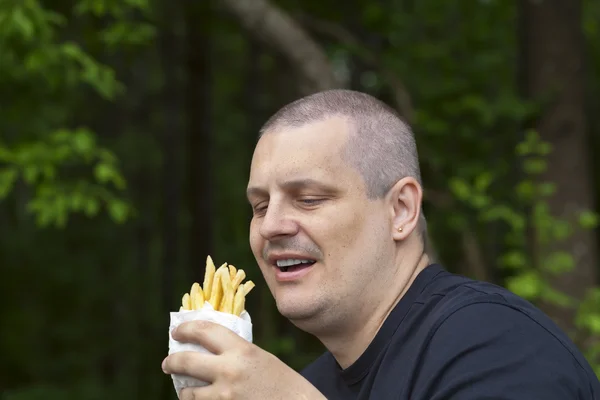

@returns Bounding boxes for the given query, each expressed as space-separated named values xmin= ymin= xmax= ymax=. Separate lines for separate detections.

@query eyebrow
xmin=246 ymin=178 xmax=339 ymax=200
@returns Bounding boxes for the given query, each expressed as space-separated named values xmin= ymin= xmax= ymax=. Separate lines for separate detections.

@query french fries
xmin=179 ymin=255 xmax=254 ymax=316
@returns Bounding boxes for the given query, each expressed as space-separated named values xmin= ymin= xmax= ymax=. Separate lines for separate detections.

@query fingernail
xmin=161 ymin=359 xmax=167 ymax=372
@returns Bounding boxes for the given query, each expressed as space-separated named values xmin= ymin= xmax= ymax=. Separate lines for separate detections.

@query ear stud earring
xmin=397 ymin=226 xmax=403 ymax=232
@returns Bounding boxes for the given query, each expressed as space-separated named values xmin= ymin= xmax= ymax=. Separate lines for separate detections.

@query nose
xmin=259 ymin=202 xmax=298 ymax=240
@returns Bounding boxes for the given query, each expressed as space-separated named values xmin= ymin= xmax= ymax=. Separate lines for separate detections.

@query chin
xmin=279 ymin=305 xmax=331 ymax=335
xmin=275 ymin=296 xmax=322 ymax=322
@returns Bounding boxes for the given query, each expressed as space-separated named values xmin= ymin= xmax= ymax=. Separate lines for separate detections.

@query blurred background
xmin=2 ymin=0 xmax=600 ymax=398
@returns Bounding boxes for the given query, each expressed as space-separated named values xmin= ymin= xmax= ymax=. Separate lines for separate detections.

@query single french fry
xmin=203 ymin=256 xmax=216 ymax=300
xmin=194 ymin=285 xmax=205 ymax=310
xmin=233 ymin=286 xmax=246 ymax=316
xmin=222 ymin=288 xmax=234 ymax=314
xmin=231 ymin=270 xmax=246 ymax=291
xmin=229 ymin=265 xmax=237 ymax=281
xmin=182 ymin=293 xmax=191 ymax=311
xmin=208 ymin=265 xmax=226 ymax=310
xmin=216 ymin=262 xmax=228 ymax=276
xmin=220 ymin=267 xmax=234 ymax=314
xmin=244 ymin=281 xmax=255 ymax=295
xmin=219 ymin=295 xmax=227 ymax=312
xmin=190 ymin=282 xmax=201 ymax=310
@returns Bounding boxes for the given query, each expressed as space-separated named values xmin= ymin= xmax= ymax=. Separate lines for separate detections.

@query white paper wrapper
xmin=168 ymin=302 xmax=253 ymax=398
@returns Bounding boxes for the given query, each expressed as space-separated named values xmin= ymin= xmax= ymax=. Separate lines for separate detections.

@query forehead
xmin=248 ymin=116 xmax=360 ymax=191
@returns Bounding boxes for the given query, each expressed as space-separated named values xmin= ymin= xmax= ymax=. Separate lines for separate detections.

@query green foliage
xmin=577 ymin=288 xmax=600 ymax=377
xmin=0 ymin=128 xmax=132 ymax=227
xmin=2 ymin=0 xmax=600 ymax=398
xmin=0 ymin=0 xmax=152 ymax=227
xmin=451 ymin=129 xmax=600 ymax=372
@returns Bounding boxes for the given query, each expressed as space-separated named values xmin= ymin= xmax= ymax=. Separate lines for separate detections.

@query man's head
xmin=246 ymin=90 xmax=428 ymax=335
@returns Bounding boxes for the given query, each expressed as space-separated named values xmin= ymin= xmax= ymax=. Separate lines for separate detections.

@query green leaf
xmin=516 ymin=129 xmax=540 ymax=156
xmin=540 ymin=285 xmax=575 ymax=308
xmin=516 ymin=181 xmax=535 ymax=200
xmin=94 ymin=163 xmax=114 ymax=184
xmin=23 ymin=165 xmax=39 ymax=184
xmin=500 ymin=251 xmax=527 ymax=269
xmin=449 ymin=178 xmax=471 ymax=201
xmin=471 ymin=194 xmax=489 ymax=209
xmin=474 ymin=172 xmax=493 ymax=192
xmin=584 ymin=315 xmax=600 ymax=334
xmin=108 ymin=200 xmax=129 ymax=223
xmin=72 ymin=129 xmax=95 ymax=156
xmin=0 ymin=168 xmax=18 ymax=198
xmin=537 ymin=182 xmax=556 ymax=197
xmin=70 ymin=192 xmax=85 ymax=211
xmin=480 ymin=205 xmax=525 ymax=231
xmin=544 ymin=251 xmax=575 ymax=274
xmin=579 ymin=211 xmax=599 ymax=229
xmin=12 ymin=8 xmax=35 ymax=41
xmin=538 ymin=142 xmax=552 ymax=155
xmin=84 ymin=198 xmax=100 ymax=217
xmin=506 ymin=271 xmax=542 ymax=299
xmin=552 ymin=220 xmax=572 ymax=241
xmin=42 ymin=164 xmax=56 ymax=180
xmin=523 ymin=158 xmax=547 ymax=175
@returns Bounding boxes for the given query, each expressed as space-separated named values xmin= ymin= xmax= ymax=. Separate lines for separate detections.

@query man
xmin=162 ymin=89 xmax=600 ymax=399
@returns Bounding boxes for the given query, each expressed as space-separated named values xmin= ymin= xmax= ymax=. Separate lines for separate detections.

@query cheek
xmin=318 ymin=204 xmax=372 ymax=260
xmin=332 ymin=206 xmax=388 ymax=259
xmin=249 ymin=221 xmax=262 ymax=256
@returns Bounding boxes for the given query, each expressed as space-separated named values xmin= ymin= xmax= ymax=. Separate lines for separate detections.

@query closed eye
xmin=252 ymin=202 xmax=268 ymax=215
xmin=298 ymin=198 xmax=325 ymax=206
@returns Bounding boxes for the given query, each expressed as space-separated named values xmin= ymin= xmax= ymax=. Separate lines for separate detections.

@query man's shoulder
xmin=421 ymin=268 xmax=554 ymax=326
xmin=399 ymin=269 xmax=600 ymax=398
xmin=416 ymin=268 xmax=591 ymax=359
xmin=418 ymin=271 xmax=598 ymax=383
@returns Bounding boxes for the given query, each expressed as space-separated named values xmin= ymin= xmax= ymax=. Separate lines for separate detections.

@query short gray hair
xmin=259 ymin=89 xmax=422 ymax=199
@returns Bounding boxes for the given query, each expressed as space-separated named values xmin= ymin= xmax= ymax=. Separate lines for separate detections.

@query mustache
xmin=262 ymin=238 xmax=323 ymax=261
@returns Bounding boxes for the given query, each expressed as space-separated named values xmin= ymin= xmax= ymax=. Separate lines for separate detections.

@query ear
xmin=388 ymin=177 xmax=423 ymax=241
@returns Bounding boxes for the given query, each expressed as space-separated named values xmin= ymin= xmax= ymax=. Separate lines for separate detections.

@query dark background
xmin=2 ymin=0 xmax=600 ymax=399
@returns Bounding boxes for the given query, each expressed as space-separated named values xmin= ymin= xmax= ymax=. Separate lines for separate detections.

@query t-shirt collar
xmin=338 ymin=263 xmax=446 ymax=385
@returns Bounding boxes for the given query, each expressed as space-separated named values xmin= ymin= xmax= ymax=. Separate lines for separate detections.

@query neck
xmin=321 ymin=251 xmax=431 ymax=369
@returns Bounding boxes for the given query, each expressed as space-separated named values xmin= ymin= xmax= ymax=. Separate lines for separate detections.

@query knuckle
xmin=217 ymin=387 xmax=235 ymax=400
xmin=221 ymin=364 xmax=241 ymax=382
xmin=185 ymin=320 xmax=210 ymax=340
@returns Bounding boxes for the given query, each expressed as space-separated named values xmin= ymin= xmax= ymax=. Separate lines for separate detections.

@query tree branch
xmin=218 ymin=0 xmax=341 ymax=94
xmin=296 ymin=13 xmax=414 ymax=123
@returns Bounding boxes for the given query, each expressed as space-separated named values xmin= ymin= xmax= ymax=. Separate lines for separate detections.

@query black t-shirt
xmin=300 ymin=264 xmax=600 ymax=399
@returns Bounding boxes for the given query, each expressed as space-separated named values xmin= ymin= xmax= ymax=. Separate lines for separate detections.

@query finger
xmin=180 ymin=385 xmax=234 ymax=400
xmin=173 ymin=320 xmax=245 ymax=354
xmin=162 ymin=351 xmax=220 ymax=382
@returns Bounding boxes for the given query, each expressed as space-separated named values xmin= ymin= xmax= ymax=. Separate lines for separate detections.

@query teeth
xmin=276 ymin=259 xmax=314 ymax=267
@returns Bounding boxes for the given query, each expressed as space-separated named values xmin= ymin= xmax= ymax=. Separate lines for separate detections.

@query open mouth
xmin=276 ymin=259 xmax=316 ymax=273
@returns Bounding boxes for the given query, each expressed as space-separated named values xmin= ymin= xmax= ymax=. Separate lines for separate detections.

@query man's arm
xmin=411 ymin=302 xmax=594 ymax=400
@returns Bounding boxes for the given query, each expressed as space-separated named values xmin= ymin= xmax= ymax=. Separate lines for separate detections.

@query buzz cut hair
xmin=258 ymin=89 xmax=423 ymax=200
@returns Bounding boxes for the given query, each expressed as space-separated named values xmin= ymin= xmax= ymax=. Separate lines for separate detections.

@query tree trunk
xmin=185 ymin=0 xmax=213 ymax=285
xmin=519 ymin=0 xmax=598 ymax=341
xmin=157 ymin=2 xmax=184 ymax=398
xmin=157 ymin=0 xmax=182 ymax=334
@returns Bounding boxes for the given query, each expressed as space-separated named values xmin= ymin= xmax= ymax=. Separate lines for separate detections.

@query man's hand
xmin=162 ymin=320 xmax=326 ymax=400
